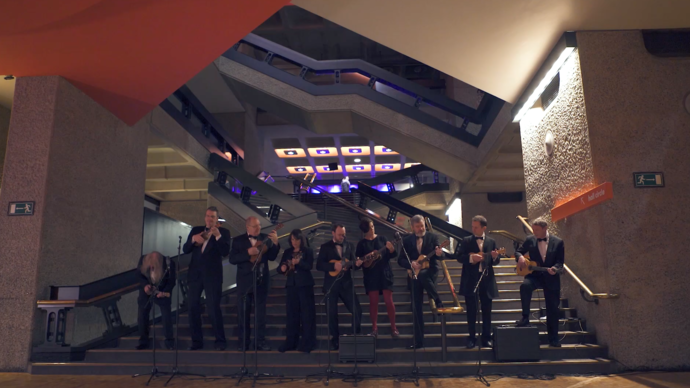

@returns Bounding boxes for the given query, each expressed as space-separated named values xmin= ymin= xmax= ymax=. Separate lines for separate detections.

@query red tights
xmin=368 ymin=290 xmax=396 ymax=331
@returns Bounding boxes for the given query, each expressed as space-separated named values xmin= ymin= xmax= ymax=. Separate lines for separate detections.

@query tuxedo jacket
xmin=276 ymin=246 xmax=315 ymax=288
xmin=316 ymin=240 xmax=357 ymax=293
xmin=516 ymin=234 xmax=565 ymax=291
xmin=454 ymin=235 xmax=500 ymax=299
xmin=182 ymin=226 xmax=231 ymax=284
xmin=137 ymin=254 xmax=177 ymax=294
xmin=398 ymin=233 xmax=443 ymax=275
xmin=229 ymin=233 xmax=280 ymax=294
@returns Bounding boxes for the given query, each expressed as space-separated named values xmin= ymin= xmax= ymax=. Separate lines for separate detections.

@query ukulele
xmin=407 ymin=240 xmax=450 ymax=278
xmin=468 ymin=247 xmax=507 ymax=266
xmin=283 ymin=251 xmax=303 ymax=277
xmin=515 ymin=253 xmax=563 ymax=277
xmin=200 ymin=221 xmax=223 ymax=240
xmin=250 ymin=223 xmax=284 ymax=264
xmin=361 ymin=234 xmax=402 ymax=268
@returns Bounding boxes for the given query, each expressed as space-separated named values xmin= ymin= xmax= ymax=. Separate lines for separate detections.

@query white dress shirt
xmin=538 ymin=232 xmax=549 ymax=261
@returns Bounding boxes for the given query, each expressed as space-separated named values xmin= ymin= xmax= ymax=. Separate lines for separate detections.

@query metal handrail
xmin=515 ymin=215 xmax=619 ymax=302
xmin=36 ymin=222 xmax=329 ymax=309
xmin=295 ymin=178 xmax=464 ymax=313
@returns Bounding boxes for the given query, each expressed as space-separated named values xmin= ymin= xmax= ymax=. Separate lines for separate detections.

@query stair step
xmin=83 ymin=343 xmax=606 ymax=364
xmin=30 ymin=357 xmax=611 ymax=376
xmin=154 ymin=318 xmax=586 ymax=336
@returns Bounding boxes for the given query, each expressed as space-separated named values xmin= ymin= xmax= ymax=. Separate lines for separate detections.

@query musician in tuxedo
xmin=276 ymin=229 xmax=316 ymax=353
xmin=515 ymin=218 xmax=565 ymax=347
xmin=136 ymin=251 xmax=176 ymax=350
xmin=316 ymin=223 xmax=363 ymax=351
xmin=398 ymin=214 xmax=444 ymax=349
xmin=355 ymin=217 xmax=399 ymax=338
xmin=183 ymin=206 xmax=231 ymax=351
xmin=454 ymin=215 xmax=501 ymax=349
xmin=229 ymin=216 xmax=280 ymax=351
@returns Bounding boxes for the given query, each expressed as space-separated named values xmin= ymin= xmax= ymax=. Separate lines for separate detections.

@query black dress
xmin=356 ymin=236 xmax=397 ymax=294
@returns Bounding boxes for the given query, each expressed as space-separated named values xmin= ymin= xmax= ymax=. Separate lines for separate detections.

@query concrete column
xmin=519 ymin=31 xmax=690 ymax=369
xmin=0 ymin=76 xmax=148 ymax=371
xmin=0 ymin=104 xmax=10 ymax=187
xmin=214 ymin=103 xmax=263 ymax=175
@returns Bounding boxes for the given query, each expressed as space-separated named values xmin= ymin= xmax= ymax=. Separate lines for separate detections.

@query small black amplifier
xmin=339 ymin=335 xmax=376 ymax=363
xmin=493 ymin=326 xmax=540 ymax=362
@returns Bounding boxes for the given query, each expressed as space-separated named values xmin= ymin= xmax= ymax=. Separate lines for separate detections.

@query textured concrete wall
xmin=0 ymin=105 xmax=10 ymax=187
xmin=520 ymin=31 xmax=690 ymax=369
xmin=0 ymin=76 xmax=148 ymax=371
xmin=159 ymin=200 xmax=207 ymax=227
xmin=461 ymin=193 xmax=528 ymax=256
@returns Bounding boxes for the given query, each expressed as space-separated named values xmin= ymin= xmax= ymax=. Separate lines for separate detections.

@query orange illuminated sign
xmin=551 ymin=182 xmax=613 ymax=222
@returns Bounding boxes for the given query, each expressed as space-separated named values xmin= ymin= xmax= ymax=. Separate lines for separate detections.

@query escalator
xmin=216 ymin=33 xmax=509 ymax=182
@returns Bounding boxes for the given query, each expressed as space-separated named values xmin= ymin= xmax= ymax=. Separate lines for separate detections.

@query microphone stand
xmin=341 ymin=247 xmax=372 ymax=385
xmin=394 ymin=233 xmax=436 ymax=386
xmin=226 ymin=285 xmax=253 ymax=383
xmin=307 ymin=274 xmax=346 ymax=386
xmin=165 ymin=237 xmax=205 ymax=386
xmin=474 ymin=262 xmax=490 ymax=387
xmin=133 ymin=263 xmax=171 ymax=385
xmin=242 ymin=247 xmax=280 ymax=386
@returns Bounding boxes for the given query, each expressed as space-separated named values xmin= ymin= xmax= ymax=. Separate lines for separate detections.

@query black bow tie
xmin=537 ymin=238 xmax=547 ymax=242
xmin=474 ymin=236 xmax=484 ymax=240
xmin=335 ymin=242 xmax=343 ymax=247
xmin=248 ymin=235 xmax=257 ymax=239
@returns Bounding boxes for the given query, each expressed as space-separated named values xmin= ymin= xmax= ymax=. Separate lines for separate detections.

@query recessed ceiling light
xmin=349 ymin=148 xmax=362 ymax=154
xmin=353 ymin=166 xmax=365 ymax=171
xmin=354 ymin=158 xmax=361 ymax=163
xmin=316 ymin=149 xmax=330 ymax=155
xmin=284 ymin=150 xmax=297 ymax=156
xmin=382 ymin=165 xmax=394 ymax=170
xmin=383 ymin=148 xmax=393 ymax=153
xmin=295 ymin=167 xmax=306 ymax=172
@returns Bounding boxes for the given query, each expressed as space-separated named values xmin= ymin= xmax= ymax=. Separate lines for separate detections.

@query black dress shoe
xmin=481 ymin=339 xmax=493 ymax=348
xmin=330 ymin=341 xmax=339 ymax=351
xmin=466 ymin=338 xmax=476 ymax=349
xmin=549 ymin=341 xmax=562 ymax=348
xmin=407 ymin=344 xmax=423 ymax=349
xmin=278 ymin=344 xmax=296 ymax=353
xmin=215 ymin=343 xmax=227 ymax=351
xmin=516 ymin=317 xmax=530 ymax=327
xmin=135 ymin=343 xmax=149 ymax=350
xmin=187 ymin=344 xmax=203 ymax=351
xmin=253 ymin=342 xmax=272 ymax=351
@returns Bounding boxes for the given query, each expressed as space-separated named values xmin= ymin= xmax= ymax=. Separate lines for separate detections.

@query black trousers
xmin=284 ymin=285 xmax=317 ymax=351
xmin=326 ymin=279 xmax=362 ymax=342
xmin=137 ymin=292 xmax=173 ymax=346
xmin=409 ymin=269 xmax=440 ymax=346
xmin=520 ymin=276 xmax=560 ymax=342
xmin=237 ymin=280 xmax=269 ymax=346
xmin=188 ymin=279 xmax=226 ymax=347
xmin=464 ymin=280 xmax=492 ymax=341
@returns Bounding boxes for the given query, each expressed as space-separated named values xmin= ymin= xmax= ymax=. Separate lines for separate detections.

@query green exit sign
xmin=8 ymin=201 xmax=35 ymax=216
xmin=633 ymin=172 xmax=664 ymax=188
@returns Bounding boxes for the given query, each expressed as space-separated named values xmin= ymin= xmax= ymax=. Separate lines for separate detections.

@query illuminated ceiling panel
xmin=345 ymin=164 xmax=372 ymax=173
xmin=404 ymin=162 xmax=421 ymax=168
xmin=275 ymin=148 xmax=307 ymax=158
xmin=374 ymin=163 xmax=401 ymax=172
xmin=286 ymin=166 xmax=314 ymax=174
xmin=316 ymin=164 xmax=342 ymax=173
xmin=374 ymin=146 xmax=398 ymax=155
xmin=341 ymin=146 xmax=371 ymax=156
xmin=308 ymin=147 xmax=338 ymax=157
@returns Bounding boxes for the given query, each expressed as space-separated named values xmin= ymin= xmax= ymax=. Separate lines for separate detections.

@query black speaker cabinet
xmin=339 ymin=335 xmax=376 ymax=363
xmin=493 ymin=326 xmax=540 ymax=362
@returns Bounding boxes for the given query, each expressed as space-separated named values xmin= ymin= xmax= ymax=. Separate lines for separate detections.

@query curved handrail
xmin=224 ymin=33 xmax=505 ymax=147
xmin=36 ymin=222 xmax=330 ymax=309
xmin=515 ymin=215 xmax=619 ymax=302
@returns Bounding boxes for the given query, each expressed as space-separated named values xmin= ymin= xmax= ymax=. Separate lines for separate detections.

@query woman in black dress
xmin=276 ymin=229 xmax=316 ymax=352
xmin=355 ymin=218 xmax=399 ymax=338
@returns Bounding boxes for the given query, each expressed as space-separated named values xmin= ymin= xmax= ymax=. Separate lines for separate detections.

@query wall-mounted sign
xmin=633 ymin=172 xmax=664 ymax=188
xmin=551 ymin=182 xmax=613 ymax=222
xmin=8 ymin=201 xmax=35 ymax=216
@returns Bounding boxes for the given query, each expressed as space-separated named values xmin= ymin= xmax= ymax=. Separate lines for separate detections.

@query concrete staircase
xmin=30 ymin=195 xmax=610 ymax=377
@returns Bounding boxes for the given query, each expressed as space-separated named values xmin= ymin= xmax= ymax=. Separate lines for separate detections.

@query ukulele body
xmin=328 ymin=259 xmax=351 ymax=277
